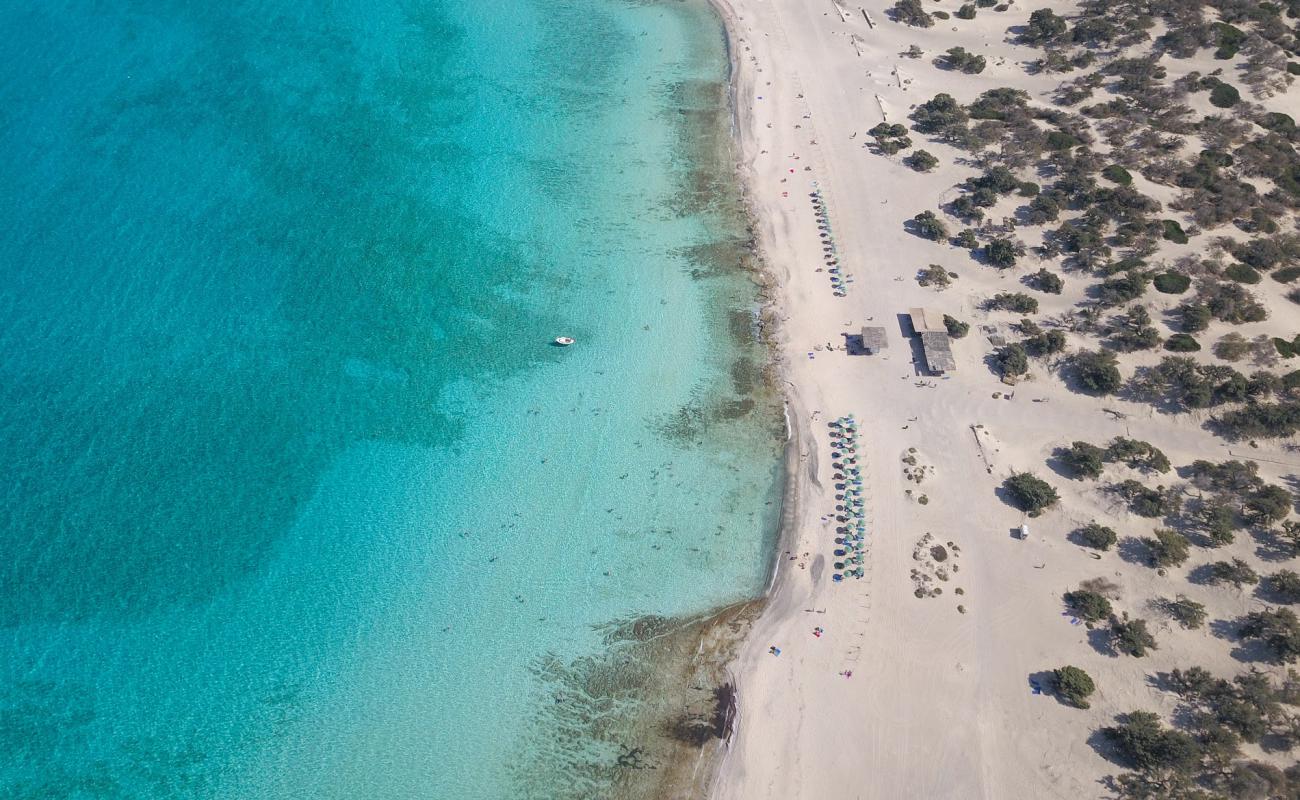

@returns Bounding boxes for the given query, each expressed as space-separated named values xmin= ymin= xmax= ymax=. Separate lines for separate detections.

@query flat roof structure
xmin=919 ymin=331 xmax=956 ymax=374
xmin=908 ymin=307 xmax=946 ymax=334
xmin=860 ymin=326 xmax=887 ymax=353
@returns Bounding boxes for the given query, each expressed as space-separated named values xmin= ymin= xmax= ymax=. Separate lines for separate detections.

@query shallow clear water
xmin=0 ymin=0 xmax=782 ymax=797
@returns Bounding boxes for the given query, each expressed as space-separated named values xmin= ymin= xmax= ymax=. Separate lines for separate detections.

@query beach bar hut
xmin=908 ymin=307 xmax=946 ymax=334
xmin=860 ymin=326 xmax=887 ymax=354
xmin=919 ymin=332 xmax=956 ymax=374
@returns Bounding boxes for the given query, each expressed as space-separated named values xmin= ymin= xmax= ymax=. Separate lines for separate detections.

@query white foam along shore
xmin=704 ymin=0 xmax=1300 ymax=798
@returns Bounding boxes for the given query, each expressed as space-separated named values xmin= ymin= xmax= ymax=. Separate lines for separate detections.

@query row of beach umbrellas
xmin=829 ymin=414 xmax=866 ymax=582
xmin=810 ymin=185 xmax=852 ymax=298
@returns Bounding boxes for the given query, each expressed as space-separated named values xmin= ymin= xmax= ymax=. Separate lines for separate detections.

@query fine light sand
xmin=707 ymin=1 xmax=1300 ymax=798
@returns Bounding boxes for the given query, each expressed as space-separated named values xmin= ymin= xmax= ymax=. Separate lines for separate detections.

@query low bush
xmin=1161 ymin=219 xmax=1189 ymax=244
xmin=943 ymin=314 xmax=969 ymax=338
xmin=940 ymin=46 xmax=986 ymax=74
xmin=1165 ymin=334 xmax=1201 ymax=352
xmin=1070 ymin=350 xmax=1122 ymax=394
xmin=1208 ymin=558 xmax=1259 ymax=588
xmin=1101 ymin=165 xmax=1132 ymax=186
xmin=1078 ymin=522 xmax=1118 ymax=551
xmin=911 ymin=210 xmax=948 ymax=241
xmin=1028 ymin=268 xmax=1063 ymax=294
xmin=994 ymin=343 xmax=1029 ymax=377
xmin=1102 ymin=712 xmax=1199 ymax=771
xmin=1239 ymin=608 xmax=1300 ymax=663
xmin=985 ymin=292 xmax=1039 ymax=314
xmin=985 ymin=238 xmax=1022 ymax=268
xmin=1204 ymin=77 xmax=1241 ymax=109
xmin=1267 ymin=570 xmax=1300 ymax=603
xmin=1064 ymin=589 xmax=1112 ymax=622
xmin=1112 ymin=615 xmax=1157 ymax=657
xmin=904 ymin=149 xmax=939 ymax=172
xmin=1053 ymin=666 xmax=1095 ymax=708
xmin=1144 ymin=528 xmax=1190 ymax=567
xmin=889 ymin=0 xmax=933 ymax=28
xmin=1166 ymin=596 xmax=1207 ymax=629
xmin=1004 ymin=472 xmax=1059 ymax=515
xmin=1153 ymin=272 xmax=1191 ymax=294
xmin=1274 ymin=266 xmax=1300 ymax=283
xmin=1225 ymin=264 xmax=1263 ymax=284
xmin=1061 ymin=441 xmax=1105 ymax=479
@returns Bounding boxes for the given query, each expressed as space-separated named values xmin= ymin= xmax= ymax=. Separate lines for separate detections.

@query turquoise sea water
xmin=0 ymin=0 xmax=783 ymax=797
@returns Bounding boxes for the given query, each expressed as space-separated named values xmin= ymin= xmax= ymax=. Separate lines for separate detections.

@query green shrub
xmin=890 ymin=0 xmax=934 ymax=27
xmin=1046 ymin=131 xmax=1080 ymax=150
xmin=1166 ymin=596 xmax=1206 ymax=629
xmin=1213 ymin=22 xmax=1246 ymax=59
xmin=1105 ymin=437 xmax=1170 ymax=474
xmin=1053 ymin=666 xmax=1095 ymax=708
xmin=1116 ymin=480 xmax=1180 ymax=519
xmin=1161 ymin=219 xmax=1188 ymax=244
xmin=1070 ymin=350 xmax=1122 ymax=394
xmin=904 ymin=149 xmax=939 ymax=172
xmin=1267 ymin=570 xmax=1300 ymax=603
xmin=1239 ymin=608 xmax=1300 ymax=663
xmin=1078 ymin=522 xmax=1118 ymax=551
xmin=985 ymin=292 xmax=1038 ymax=314
xmin=1258 ymin=112 xmax=1296 ymax=138
xmin=955 ymin=3 xmax=976 ymax=19
xmin=1061 ymin=441 xmax=1105 ymax=479
xmin=1101 ymin=165 xmax=1132 ymax=185
xmin=1274 ymin=266 xmax=1300 ymax=283
xmin=1165 ymin=334 xmax=1201 ymax=352
xmin=911 ymin=210 xmax=948 ymax=241
xmin=1028 ymin=268 xmax=1063 ymax=294
xmin=1218 ymin=402 xmax=1300 ymax=439
xmin=1004 ymin=472 xmax=1059 ymax=515
xmin=1063 ymin=589 xmax=1112 ymax=622
xmin=1020 ymin=8 xmax=1066 ymax=44
xmin=1207 ymin=78 xmax=1241 ymax=109
xmin=1023 ymin=330 xmax=1066 ymax=357
xmin=1244 ymin=484 xmax=1294 ymax=525
xmin=1225 ymin=263 xmax=1262 ymax=284
xmin=985 ymin=237 xmax=1022 ymax=268
xmin=1208 ymin=558 xmax=1259 ymax=588
xmin=940 ymin=46 xmax=985 ymax=74
xmin=917 ymin=263 xmax=951 ymax=288
xmin=1153 ymin=272 xmax=1191 ymax=294
xmin=1180 ymin=302 xmax=1212 ymax=332
xmin=910 ymin=93 xmax=967 ymax=136
xmin=995 ymin=343 xmax=1029 ymax=377
xmin=1112 ymin=616 xmax=1157 ymax=657
xmin=1096 ymin=272 xmax=1149 ymax=306
xmin=943 ymin=314 xmax=969 ymax=338
xmin=1103 ymin=712 xmax=1199 ymax=771
xmin=1145 ymin=528 xmax=1190 ymax=566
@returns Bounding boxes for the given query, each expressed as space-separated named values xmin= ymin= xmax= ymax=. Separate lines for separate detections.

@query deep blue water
xmin=0 ymin=0 xmax=782 ymax=797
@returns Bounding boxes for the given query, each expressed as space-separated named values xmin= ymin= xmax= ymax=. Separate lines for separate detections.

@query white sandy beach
xmin=708 ymin=1 xmax=1300 ymax=798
